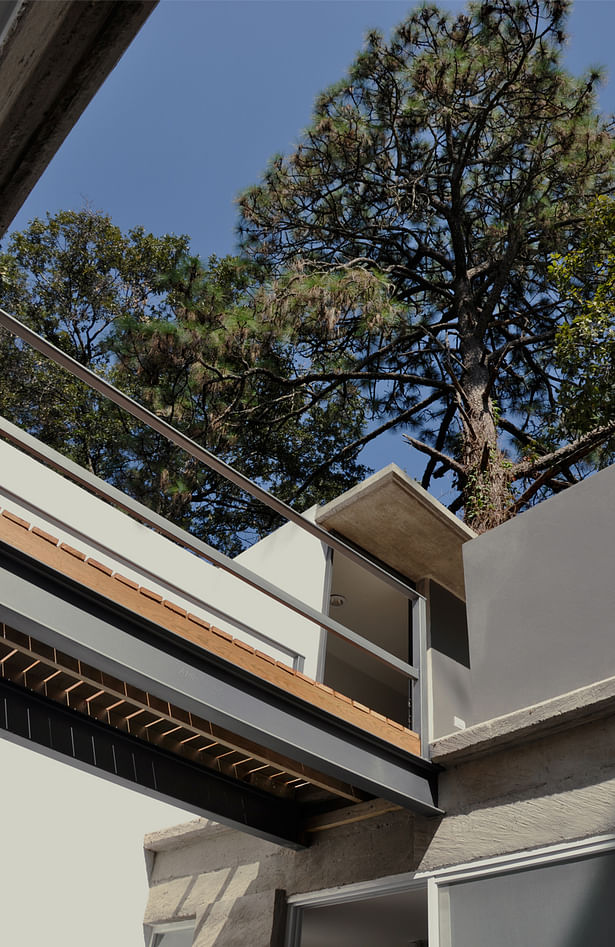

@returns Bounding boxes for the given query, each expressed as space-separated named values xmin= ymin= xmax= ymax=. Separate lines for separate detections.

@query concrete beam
xmin=0 ymin=0 xmax=157 ymax=236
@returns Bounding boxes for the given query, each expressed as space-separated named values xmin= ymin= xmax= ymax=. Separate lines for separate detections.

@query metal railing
xmin=0 ymin=307 xmax=429 ymax=750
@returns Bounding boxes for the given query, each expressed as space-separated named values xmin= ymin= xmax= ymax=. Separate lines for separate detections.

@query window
xmin=148 ymin=921 xmax=194 ymax=947
xmin=432 ymin=836 xmax=615 ymax=947
xmin=286 ymin=876 xmax=427 ymax=947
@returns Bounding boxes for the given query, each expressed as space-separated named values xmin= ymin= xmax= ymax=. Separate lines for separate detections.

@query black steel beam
xmin=0 ymin=676 xmax=305 ymax=848
xmin=0 ymin=539 xmax=442 ymax=818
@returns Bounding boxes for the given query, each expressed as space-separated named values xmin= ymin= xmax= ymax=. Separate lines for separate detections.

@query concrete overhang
xmin=0 ymin=0 xmax=157 ymax=237
xmin=316 ymin=464 xmax=476 ymax=600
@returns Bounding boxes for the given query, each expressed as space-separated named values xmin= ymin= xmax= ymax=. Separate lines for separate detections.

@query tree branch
xmin=402 ymin=433 xmax=466 ymax=477
xmin=513 ymin=421 xmax=615 ymax=479
xmin=422 ymin=402 xmax=457 ymax=490
xmin=290 ymin=391 xmax=442 ymax=500
xmin=510 ymin=421 xmax=615 ymax=510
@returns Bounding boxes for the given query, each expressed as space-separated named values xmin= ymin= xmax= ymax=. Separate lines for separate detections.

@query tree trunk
xmin=459 ymin=334 xmax=512 ymax=532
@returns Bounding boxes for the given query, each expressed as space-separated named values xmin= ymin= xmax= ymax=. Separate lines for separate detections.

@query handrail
xmin=0 ymin=412 xmax=419 ymax=682
xmin=0 ymin=308 xmax=419 ymax=602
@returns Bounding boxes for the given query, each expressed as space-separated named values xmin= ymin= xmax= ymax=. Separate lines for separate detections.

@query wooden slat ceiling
xmin=0 ymin=623 xmax=366 ymax=810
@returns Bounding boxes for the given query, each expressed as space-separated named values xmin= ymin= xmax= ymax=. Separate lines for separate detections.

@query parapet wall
xmin=456 ymin=464 xmax=615 ymax=730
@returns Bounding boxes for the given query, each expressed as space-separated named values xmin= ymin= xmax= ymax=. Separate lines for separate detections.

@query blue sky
xmin=7 ymin=0 xmax=615 ymax=491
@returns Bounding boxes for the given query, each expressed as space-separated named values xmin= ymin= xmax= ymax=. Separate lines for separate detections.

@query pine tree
xmin=0 ymin=210 xmax=367 ymax=551
xmin=238 ymin=0 xmax=615 ymax=530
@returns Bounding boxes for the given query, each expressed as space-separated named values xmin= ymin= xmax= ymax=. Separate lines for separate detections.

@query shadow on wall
xmin=144 ymin=807 xmax=441 ymax=947
xmin=159 ymin=843 xmax=615 ymax=947
xmin=145 ymin=842 xmax=278 ymax=947
xmin=191 ymin=862 xmax=263 ymax=945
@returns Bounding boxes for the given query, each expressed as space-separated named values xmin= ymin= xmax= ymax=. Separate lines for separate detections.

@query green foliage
xmin=0 ymin=209 xmax=187 ymax=479
xmin=4 ymin=2 xmax=615 ymax=540
xmin=551 ymin=197 xmax=615 ymax=454
xmin=238 ymin=0 xmax=615 ymax=527
xmin=0 ymin=210 xmax=368 ymax=552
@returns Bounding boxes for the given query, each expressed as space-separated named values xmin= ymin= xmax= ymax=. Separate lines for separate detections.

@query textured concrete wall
xmin=456 ymin=463 xmax=615 ymax=730
xmin=0 ymin=0 xmax=157 ymax=236
xmin=421 ymin=713 xmax=615 ymax=871
xmin=145 ymin=811 xmax=421 ymax=945
xmin=144 ymin=712 xmax=615 ymax=945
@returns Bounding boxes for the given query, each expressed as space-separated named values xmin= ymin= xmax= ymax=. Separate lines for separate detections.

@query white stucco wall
xmin=1 ymin=732 xmax=194 ymax=947
xmin=236 ymin=511 xmax=330 ymax=678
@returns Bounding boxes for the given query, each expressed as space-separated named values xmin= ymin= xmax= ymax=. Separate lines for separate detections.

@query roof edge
xmin=316 ymin=464 xmax=476 ymax=543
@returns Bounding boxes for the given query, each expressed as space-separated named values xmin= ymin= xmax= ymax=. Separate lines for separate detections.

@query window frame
xmin=284 ymin=833 xmax=615 ymax=946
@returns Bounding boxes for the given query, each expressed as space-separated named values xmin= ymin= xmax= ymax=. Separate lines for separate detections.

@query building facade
xmin=0 ymin=385 xmax=614 ymax=946
xmin=2 ymin=5 xmax=614 ymax=943
xmin=143 ymin=462 xmax=615 ymax=946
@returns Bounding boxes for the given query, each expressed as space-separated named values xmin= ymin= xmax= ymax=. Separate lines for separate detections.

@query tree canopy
xmin=238 ymin=0 xmax=615 ymax=530
xmin=0 ymin=209 xmax=368 ymax=552
xmin=3 ymin=1 xmax=615 ymax=544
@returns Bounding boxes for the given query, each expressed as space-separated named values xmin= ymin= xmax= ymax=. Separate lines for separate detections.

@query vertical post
xmin=315 ymin=548 xmax=334 ymax=683
xmin=270 ymin=889 xmax=289 ymax=947
xmin=428 ymin=876 xmax=445 ymax=947
xmin=284 ymin=902 xmax=302 ymax=947
xmin=411 ymin=589 xmax=430 ymax=756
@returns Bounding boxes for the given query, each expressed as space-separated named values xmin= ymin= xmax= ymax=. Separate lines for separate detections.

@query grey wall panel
xmin=428 ymin=581 xmax=472 ymax=739
xmin=460 ymin=464 xmax=615 ymax=727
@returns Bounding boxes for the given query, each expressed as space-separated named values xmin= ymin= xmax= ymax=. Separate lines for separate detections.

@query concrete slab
xmin=316 ymin=465 xmax=475 ymax=600
xmin=145 ymin=818 xmax=225 ymax=854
